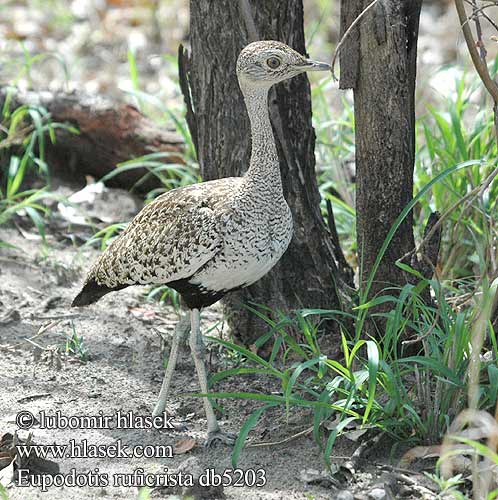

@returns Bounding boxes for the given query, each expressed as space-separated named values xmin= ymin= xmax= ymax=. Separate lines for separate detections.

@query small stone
xmin=335 ymin=490 xmax=354 ymax=500
xmin=369 ymin=488 xmax=386 ymax=500
xmin=299 ymin=468 xmax=322 ymax=484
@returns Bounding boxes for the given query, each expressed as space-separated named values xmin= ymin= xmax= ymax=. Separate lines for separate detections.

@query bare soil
xmin=0 ymin=185 xmax=444 ymax=500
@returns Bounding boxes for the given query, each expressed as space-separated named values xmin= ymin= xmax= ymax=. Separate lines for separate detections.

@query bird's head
xmin=236 ymin=40 xmax=330 ymax=90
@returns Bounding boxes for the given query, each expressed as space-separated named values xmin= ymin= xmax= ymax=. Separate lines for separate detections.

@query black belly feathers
xmin=166 ymin=279 xmax=229 ymax=309
xmin=71 ymin=279 xmax=127 ymax=307
xmin=72 ymin=275 xmax=232 ymax=310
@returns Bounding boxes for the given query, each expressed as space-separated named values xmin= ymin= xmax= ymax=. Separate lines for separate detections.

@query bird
xmin=72 ymin=40 xmax=331 ymax=446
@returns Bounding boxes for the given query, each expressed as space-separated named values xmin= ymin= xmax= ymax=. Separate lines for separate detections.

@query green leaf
xmin=364 ymin=340 xmax=379 ymax=423
xmin=0 ymin=483 xmax=9 ymax=500
xmin=128 ymin=48 xmax=140 ymax=92
xmin=400 ymin=356 xmax=463 ymax=386
xmin=24 ymin=206 xmax=46 ymax=240
xmin=231 ymin=404 xmax=275 ymax=467
xmin=395 ymin=261 xmax=425 ymax=280
xmin=188 ymin=391 xmax=360 ymax=416
xmin=206 ymin=336 xmax=284 ymax=379
xmin=209 ymin=367 xmax=276 ymax=386
xmin=284 ymin=357 xmax=324 ymax=412
xmin=324 ymin=416 xmax=357 ymax=467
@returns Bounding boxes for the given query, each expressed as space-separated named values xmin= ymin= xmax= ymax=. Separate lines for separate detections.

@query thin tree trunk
xmin=184 ymin=0 xmax=353 ymax=349
xmin=340 ymin=0 xmax=423 ymax=327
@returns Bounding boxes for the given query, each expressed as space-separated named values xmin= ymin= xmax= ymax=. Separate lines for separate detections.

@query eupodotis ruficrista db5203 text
xmin=72 ymin=40 xmax=331 ymax=446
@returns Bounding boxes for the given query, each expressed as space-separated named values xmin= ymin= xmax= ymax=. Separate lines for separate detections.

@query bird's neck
xmin=242 ymin=86 xmax=283 ymax=195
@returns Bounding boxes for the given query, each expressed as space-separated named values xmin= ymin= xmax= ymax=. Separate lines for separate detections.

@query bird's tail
xmin=72 ymin=279 xmax=126 ymax=307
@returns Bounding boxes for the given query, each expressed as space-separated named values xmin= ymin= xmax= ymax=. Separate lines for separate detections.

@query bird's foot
xmin=205 ymin=429 xmax=237 ymax=447
xmin=152 ymin=404 xmax=166 ymax=418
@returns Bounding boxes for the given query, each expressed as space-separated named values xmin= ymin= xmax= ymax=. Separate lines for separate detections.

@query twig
xmin=471 ymin=0 xmax=487 ymax=61
xmin=454 ymin=0 xmax=498 ymax=140
xmin=376 ymin=464 xmax=427 ymax=476
xmin=0 ymin=320 xmax=61 ymax=351
xmin=246 ymin=426 xmax=313 ymax=447
xmin=392 ymin=473 xmax=439 ymax=496
xmin=463 ymin=0 xmax=498 ymax=32
xmin=28 ymin=313 xmax=81 ymax=320
xmin=477 ymin=9 xmax=498 ymax=33
xmin=25 ymin=338 xmax=49 ymax=350
xmin=331 ymin=0 xmax=381 ymax=81
xmin=402 ymin=305 xmax=440 ymax=346
xmin=17 ymin=393 xmax=52 ymax=403
xmin=152 ymin=327 xmax=169 ymax=342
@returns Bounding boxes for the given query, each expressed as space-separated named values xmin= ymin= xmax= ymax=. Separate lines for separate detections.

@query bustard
xmin=72 ymin=40 xmax=331 ymax=446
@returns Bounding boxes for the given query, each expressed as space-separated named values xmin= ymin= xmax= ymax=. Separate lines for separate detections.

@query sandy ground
xmin=0 ymin=185 xmax=444 ymax=500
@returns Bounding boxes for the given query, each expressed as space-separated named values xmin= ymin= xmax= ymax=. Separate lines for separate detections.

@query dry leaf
xmin=129 ymin=307 xmax=156 ymax=322
xmin=173 ymin=438 xmax=197 ymax=455
xmin=399 ymin=445 xmax=442 ymax=467
xmin=344 ymin=427 xmax=370 ymax=442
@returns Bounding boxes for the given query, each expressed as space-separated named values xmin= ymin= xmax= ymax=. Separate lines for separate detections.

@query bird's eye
xmin=266 ymin=57 xmax=281 ymax=69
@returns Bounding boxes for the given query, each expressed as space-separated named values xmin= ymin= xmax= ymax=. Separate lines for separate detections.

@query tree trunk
xmin=184 ymin=0 xmax=353 ymax=348
xmin=0 ymin=88 xmax=184 ymax=192
xmin=340 ymin=0 xmax=423 ymax=316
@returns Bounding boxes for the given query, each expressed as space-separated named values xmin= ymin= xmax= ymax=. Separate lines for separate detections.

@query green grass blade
xmin=231 ymin=404 xmax=276 ymax=467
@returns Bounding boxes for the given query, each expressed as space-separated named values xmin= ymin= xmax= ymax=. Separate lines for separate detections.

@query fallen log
xmin=0 ymin=88 xmax=185 ymax=192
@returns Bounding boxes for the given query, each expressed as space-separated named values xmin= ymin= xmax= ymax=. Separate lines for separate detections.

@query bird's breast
xmin=189 ymin=202 xmax=293 ymax=292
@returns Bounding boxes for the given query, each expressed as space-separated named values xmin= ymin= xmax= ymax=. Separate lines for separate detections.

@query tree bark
xmin=0 ymin=88 xmax=184 ymax=192
xmin=340 ymin=0 xmax=423 ymax=314
xmin=185 ymin=0 xmax=353 ymax=348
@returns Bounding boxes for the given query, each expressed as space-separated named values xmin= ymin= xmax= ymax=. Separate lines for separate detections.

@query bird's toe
xmin=204 ymin=429 xmax=237 ymax=447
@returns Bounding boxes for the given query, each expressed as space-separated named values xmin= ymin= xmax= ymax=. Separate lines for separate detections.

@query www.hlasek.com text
xmin=16 ymin=438 xmax=173 ymax=460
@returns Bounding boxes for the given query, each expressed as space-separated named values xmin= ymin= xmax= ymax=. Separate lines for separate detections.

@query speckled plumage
xmin=72 ymin=41 xmax=322 ymax=310
xmin=78 ymin=173 xmax=292 ymax=308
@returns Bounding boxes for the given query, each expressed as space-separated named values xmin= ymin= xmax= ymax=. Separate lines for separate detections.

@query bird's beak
xmin=301 ymin=59 xmax=331 ymax=72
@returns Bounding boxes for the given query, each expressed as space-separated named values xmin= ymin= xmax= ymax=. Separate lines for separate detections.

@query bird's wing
xmin=88 ymin=183 xmax=229 ymax=289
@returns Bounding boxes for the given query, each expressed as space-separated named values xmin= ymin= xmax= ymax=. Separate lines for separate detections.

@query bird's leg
xmin=189 ymin=308 xmax=236 ymax=447
xmin=152 ymin=313 xmax=190 ymax=417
